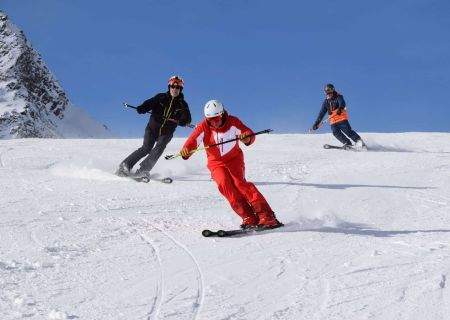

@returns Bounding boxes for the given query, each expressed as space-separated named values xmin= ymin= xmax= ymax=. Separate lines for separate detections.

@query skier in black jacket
xmin=116 ymin=76 xmax=192 ymax=178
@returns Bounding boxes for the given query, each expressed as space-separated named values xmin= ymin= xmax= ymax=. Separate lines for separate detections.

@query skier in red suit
xmin=179 ymin=100 xmax=281 ymax=229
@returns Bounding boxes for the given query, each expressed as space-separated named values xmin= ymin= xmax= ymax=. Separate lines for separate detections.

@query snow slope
xmin=0 ymin=132 xmax=449 ymax=319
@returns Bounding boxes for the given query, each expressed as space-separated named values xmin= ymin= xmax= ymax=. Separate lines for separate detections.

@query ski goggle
xmin=324 ymin=89 xmax=334 ymax=94
xmin=207 ymin=114 xmax=223 ymax=124
xmin=168 ymin=75 xmax=184 ymax=88
xmin=169 ymin=84 xmax=181 ymax=89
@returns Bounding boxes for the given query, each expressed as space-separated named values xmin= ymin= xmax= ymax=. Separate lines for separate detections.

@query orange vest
xmin=329 ymin=108 xmax=348 ymax=125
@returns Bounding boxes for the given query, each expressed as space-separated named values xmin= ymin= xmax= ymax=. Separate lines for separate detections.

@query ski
xmin=116 ymin=173 xmax=173 ymax=184
xmin=202 ymin=223 xmax=284 ymax=238
xmin=129 ymin=176 xmax=173 ymax=184
xmin=157 ymin=177 xmax=173 ymax=184
xmin=323 ymin=144 xmax=367 ymax=151
xmin=129 ymin=175 xmax=151 ymax=183
xmin=323 ymin=144 xmax=348 ymax=150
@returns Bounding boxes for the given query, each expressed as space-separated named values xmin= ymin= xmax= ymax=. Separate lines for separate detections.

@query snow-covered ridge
xmin=0 ymin=11 xmax=112 ymax=139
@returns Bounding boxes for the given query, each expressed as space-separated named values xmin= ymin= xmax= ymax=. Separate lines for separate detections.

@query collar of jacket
xmin=326 ymin=91 xmax=340 ymax=100
xmin=166 ymin=91 xmax=184 ymax=100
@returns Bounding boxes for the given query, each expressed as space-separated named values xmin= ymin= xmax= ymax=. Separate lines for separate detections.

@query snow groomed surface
xmin=1 ymin=133 xmax=449 ymax=319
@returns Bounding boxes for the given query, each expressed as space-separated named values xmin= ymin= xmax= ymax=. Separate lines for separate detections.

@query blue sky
xmin=2 ymin=0 xmax=449 ymax=137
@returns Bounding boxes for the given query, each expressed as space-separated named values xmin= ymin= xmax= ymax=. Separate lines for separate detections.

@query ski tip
xmin=133 ymin=176 xmax=149 ymax=183
xmin=202 ymin=230 xmax=214 ymax=237
xmin=161 ymin=177 xmax=173 ymax=184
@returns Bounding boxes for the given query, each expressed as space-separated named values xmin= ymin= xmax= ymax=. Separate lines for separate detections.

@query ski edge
xmin=116 ymin=173 xmax=173 ymax=184
xmin=323 ymin=144 xmax=368 ymax=151
xmin=323 ymin=144 xmax=345 ymax=150
xmin=202 ymin=224 xmax=284 ymax=238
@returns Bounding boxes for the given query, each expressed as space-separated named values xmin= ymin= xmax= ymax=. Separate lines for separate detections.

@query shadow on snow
xmin=281 ymin=221 xmax=450 ymax=238
xmin=254 ymin=181 xmax=434 ymax=190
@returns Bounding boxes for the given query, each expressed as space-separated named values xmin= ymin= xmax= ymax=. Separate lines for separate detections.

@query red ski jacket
xmin=182 ymin=113 xmax=254 ymax=170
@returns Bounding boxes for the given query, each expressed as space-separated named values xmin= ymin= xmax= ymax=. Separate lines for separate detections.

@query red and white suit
xmin=182 ymin=112 xmax=276 ymax=225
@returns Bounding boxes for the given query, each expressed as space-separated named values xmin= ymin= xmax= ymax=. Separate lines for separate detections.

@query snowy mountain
xmin=1 ymin=132 xmax=449 ymax=319
xmin=0 ymin=11 xmax=112 ymax=139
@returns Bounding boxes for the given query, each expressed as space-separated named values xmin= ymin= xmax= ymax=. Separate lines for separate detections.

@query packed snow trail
xmin=1 ymin=133 xmax=450 ymax=319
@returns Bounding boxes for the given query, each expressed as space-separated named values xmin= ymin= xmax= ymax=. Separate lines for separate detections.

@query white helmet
xmin=204 ymin=99 xmax=225 ymax=118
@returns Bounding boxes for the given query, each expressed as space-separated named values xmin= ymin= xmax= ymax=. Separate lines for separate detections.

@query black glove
xmin=336 ymin=108 xmax=342 ymax=116
xmin=312 ymin=124 xmax=319 ymax=130
xmin=136 ymin=105 xmax=147 ymax=114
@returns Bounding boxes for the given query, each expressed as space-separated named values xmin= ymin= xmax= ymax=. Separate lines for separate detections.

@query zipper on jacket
xmin=214 ymin=129 xmax=224 ymax=153
xmin=159 ymin=96 xmax=174 ymax=136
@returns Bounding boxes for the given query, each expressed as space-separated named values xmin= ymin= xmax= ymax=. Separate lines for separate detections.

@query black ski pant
xmin=331 ymin=120 xmax=361 ymax=145
xmin=122 ymin=126 xmax=173 ymax=172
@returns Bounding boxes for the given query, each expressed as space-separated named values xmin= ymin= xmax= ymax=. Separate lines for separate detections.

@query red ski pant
xmin=210 ymin=158 xmax=274 ymax=222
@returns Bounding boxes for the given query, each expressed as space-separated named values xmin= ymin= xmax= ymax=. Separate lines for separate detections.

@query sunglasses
xmin=169 ymin=84 xmax=181 ymax=89
xmin=207 ymin=115 xmax=223 ymax=123
xmin=325 ymin=90 xmax=334 ymax=95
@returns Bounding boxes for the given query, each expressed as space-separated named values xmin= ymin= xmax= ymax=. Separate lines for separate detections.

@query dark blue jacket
xmin=313 ymin=93 xmax=346 ymax=127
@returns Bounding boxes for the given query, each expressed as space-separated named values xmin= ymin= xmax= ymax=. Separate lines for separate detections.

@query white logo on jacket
xmin=211 ymin=126 xmax=241 ymax=156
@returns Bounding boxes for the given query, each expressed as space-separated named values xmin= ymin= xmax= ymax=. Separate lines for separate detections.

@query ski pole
xmin=308 ymin=116 xmax=333 ymax=132
xmin=123 ymin=102 xmax=196 ymax=129
xmin=164 ymin=129 xmax=273 ymax=160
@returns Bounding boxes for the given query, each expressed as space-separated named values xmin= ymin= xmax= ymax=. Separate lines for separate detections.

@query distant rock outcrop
xmin=0 ymin=11 xmax=112 ymax=138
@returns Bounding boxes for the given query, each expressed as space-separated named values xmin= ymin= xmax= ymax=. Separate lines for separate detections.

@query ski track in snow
xmin=134 ymin=228 xmax=164 ymax=320
xmin=129 ymin=219 xmax=204 ymax=320
xmin=0 ymin=149 xmax=4 ymax=169
xmin=1 ymin=134 xmax=450 ymax=319
xmin=0 ymin=146 xmax=13 ymax=169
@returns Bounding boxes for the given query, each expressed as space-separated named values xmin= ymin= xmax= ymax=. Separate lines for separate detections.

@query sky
xmin=1 ymin=0 xmax=450 ymax=137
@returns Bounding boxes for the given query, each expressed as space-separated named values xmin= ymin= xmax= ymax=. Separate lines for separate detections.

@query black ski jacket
xmin=313 ymin=92 xmax=346 ymax=127
xmin=138 ymin=92 xmax=191 ymax=136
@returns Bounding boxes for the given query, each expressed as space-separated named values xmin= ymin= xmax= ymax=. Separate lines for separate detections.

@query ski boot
xmin=116 ymin=162 xmax=130 ymax=177
xmin=240 ymin=215 xmax=258 ymax=230
xmin=355 ymin=139 xmax=368 ymax=151
xmin=133 ymin=169 xmax=151 ymax=182
xmin=257 ymin=213 xmax=283 ymax=229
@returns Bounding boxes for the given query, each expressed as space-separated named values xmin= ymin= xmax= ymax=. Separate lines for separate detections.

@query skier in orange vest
xmin=311 ymin=84 xmax=367 ymax=150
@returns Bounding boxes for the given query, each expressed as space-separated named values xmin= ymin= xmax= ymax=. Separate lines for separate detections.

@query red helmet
xmin=168 ymin=75 xmax=184 ymax=88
